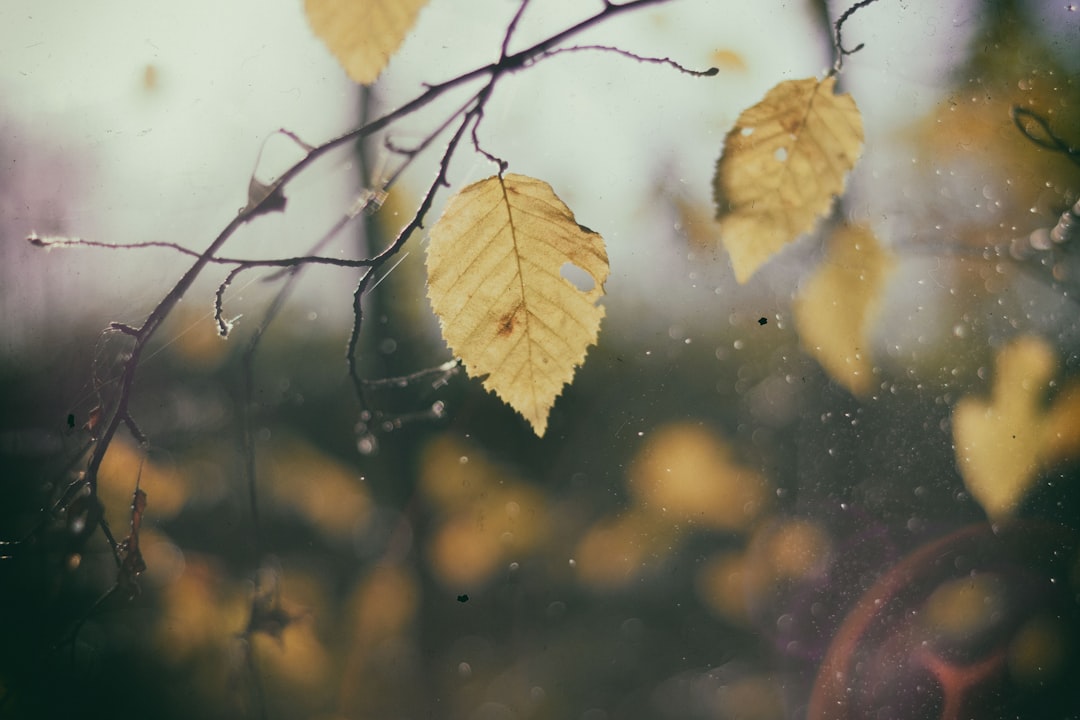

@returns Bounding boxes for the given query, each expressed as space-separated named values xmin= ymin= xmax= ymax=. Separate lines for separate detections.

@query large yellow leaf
xmin=792 ymin=224 xmax=894 ymax=396
xmin=953 ymin=337 xmax=1080 ymax=521
xmin=426 ymin=174 xmax=609 ymax=436
xmin=304 ymin=0 xmax=428 ymax=85
xmin=713 ymin=76 xmax=864 ymax=283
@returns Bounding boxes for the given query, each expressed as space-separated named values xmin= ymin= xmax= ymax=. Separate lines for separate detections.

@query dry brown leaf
xmin=304 ymin=0 xmax=428 ymax=85
xmin=713 ymin=76 xmax=864 ymax=282
xmin=953 ymin=337 xmax=1080 ymax=521
xmin=792 ymin=224 xmax=894 ymax=396
xmin=426 ymin=173 xmax=609 ymax=436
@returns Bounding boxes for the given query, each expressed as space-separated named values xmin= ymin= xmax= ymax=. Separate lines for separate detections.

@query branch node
xmin=108 ymin=322 xmax=141 ymax=337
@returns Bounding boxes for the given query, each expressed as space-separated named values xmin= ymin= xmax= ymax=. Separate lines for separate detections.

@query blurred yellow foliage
xmin=912 ymin=24 xmax=1080 ymax=249
xmin=628 ymin=423 xmax=769 ymax=531
xmin=1008 ymin=615 xmax=1068 ymax=688
xmin=574 ymin=510 xmax=674 ymax=591
xmin=697 ymin=551 xmax=755 ymax=624
xmin=420 ymin=434 xmax=549 ymax=588
xmin=98 ymin=440 xmax=189 ymax=530
xmin=350 ymin=564 xmax=419 ymax=641
xmin=304 ymin=0 xmax=428 ymax=85
xmin=710 ymin=49 xmax=747 ymax=72
xmin=696 ymin=518 xmax=831 ymax=626
xmin=162 ymin=309 xmax=232 ymax=370
xmin=264 ymin=435 xmax=372 ymax=542
xmin=253 ymin=619 xmax=331 ymax=691
xmin=155 ymin=557 xmax=247 ymax=662
xmin=953 ymin=336 xmax=1080 ymax=521
xmin=793 ymin=224 xmax=894 ymax=396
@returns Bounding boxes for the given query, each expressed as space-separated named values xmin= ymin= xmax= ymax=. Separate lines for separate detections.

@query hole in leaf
xmin=740 ymin=126 xmax=754 ymax=137
xmin=560 ymin=262 xmax=595 ymax=293
xmin=774 ymin=147 xmax=788 ymax=162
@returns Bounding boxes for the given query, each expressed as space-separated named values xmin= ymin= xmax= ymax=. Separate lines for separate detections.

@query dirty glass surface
xmin=1 ymin=1 xmax=1079 ymax=719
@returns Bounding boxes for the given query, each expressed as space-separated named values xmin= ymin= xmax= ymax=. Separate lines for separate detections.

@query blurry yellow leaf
xmin=763 ymin=518 xmax=832 ymax=581
xmin=253 ymin=620 xmax=331 ymax=691
xmin=710 ymin=49 xmax=747 ymax=72
xmin=696 ymin=518 xmax=831 ymax=627
xmin=98 ymin=440 xmax=189 ymax=528
xmin=155 ymin=557 xmax=248 ymax=662
xmin=418 ymin=434 xmax=499 ymax=510
xmin=574 ymin=511 xmax=672 ymax=591
xmin=713 ymin=76 xmax=863 ymax=282
xmin=793 ymin=224 xmax=894 ymax=396
xmin=672 ymin=195 xmax=722 ymax=249
xmin=304 ymin=0 xmax=428 ymax=85
xmin=427 ymin=174 xmax=609 ymax=436
xmin=697 ymin=552 xmax=754 ymax=624
xmin=350 ymin=565 xmax=419 ymax=642
xmin=628 ymin=422 xmax=769 ymax=531
xmin=429 ymin=484 xmax=548 ymax=588
xmin=1009 ymin=615 xmax=1069 ymax=688
xmin=264 ymin=435 xmax=372 ymax=542
xmin=419 ymin=434 xmax=550 ymax=587
xmin=953 ymin=336 xmax=1080 ymax=521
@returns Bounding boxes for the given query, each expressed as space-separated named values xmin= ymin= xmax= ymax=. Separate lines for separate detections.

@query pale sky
xmin=0 ymin=0 xmax=979 ymax=355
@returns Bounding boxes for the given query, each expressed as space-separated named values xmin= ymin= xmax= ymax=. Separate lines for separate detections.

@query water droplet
xmin=357 ymin=433 xmax=379 ymax=456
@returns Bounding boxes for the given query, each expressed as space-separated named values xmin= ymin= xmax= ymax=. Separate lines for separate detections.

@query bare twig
xmin=501 ymin=0 xmax=534 ymax=59
xmin=832 ymin=0 xmax=885 ymax=72
xmin=29 ymin=1 xmax=685 ymax=656
xmin=535 ymin=45 xmax=719 ymax=77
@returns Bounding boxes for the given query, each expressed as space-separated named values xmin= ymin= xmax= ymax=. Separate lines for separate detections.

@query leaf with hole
xmin=304 ymin=0 xmax=429 ymax=85
xmin=713 ymin=76 xmax=864 ymax=282
xmin=426 ymin=173 xmax=609 ymax=437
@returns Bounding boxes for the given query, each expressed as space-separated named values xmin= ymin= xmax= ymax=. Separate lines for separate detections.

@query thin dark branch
xmin=238 ymin=271 xmax=303 ymax=561
xmin=535 ymin=44 xmax=718 ymax=76
xmin=26 ymin=234 xmax=385 ymax=269
xmin=472 ymin=111 xmax=509 ymax=173
xmin=347 ymin=270 xmax=376 ymax=400
xmin=50 ymin=0 xmax=675 ymax=599
xmin=383 ymin=94 xmax=477 ymax=185
xmin=832 ymin=0 xmax=883 ymax=71
xmin=501 ymin=0 xmax=533 ymax=58
xmin=215 ymin=266 xmax=248 ymax=337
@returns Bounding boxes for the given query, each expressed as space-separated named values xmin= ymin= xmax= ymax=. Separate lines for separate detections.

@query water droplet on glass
xmin=357 ymin=433 xmax=379 ymax=456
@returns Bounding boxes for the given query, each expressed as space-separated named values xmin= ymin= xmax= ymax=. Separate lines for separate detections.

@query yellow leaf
xmin=627 ymin=422 xmax=769 ymax=532
xmin=792 ymin=224 xmax=894 ymax=396
xmin=418 ymin=434 xmax=550 ymax=587
xmin=953 ymin=337 xmax=1080 ymax=521
xmin=427 ymin=174 xmax=609 ymax=436
xmin=304 ymin=0 xmax=428 ymax=85
xmin=713 ymin=76 xmax=864 ymax=282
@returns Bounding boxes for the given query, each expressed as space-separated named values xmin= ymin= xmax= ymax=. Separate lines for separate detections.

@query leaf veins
xmin=426 ymin=174 xmax=609 ymax=437
xmin=713 ymin=76 xmax=864 ymax=282
xmin=304 ymin=0 xmax=429 ymax=85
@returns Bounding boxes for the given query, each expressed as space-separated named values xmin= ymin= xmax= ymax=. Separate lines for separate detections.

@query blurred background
xmin=2 ymin=0 xmax=1080 ymax=718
